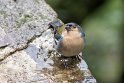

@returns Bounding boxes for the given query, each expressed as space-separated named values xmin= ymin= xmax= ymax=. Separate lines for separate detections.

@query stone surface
xmin=0 ymin=0 xmax=96 ymax=83
xmin=0 ymin=27 xmax=12 ymax=47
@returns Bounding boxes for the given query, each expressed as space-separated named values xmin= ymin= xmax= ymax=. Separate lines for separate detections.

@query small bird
xmin=56 ymin=23 xmax=85 ymax=57
xmin=49 ymin=21 xmax=85 ymax=57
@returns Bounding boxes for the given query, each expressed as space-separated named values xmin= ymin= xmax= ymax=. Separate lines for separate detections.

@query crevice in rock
xmin=0 ymin=45 xmax=9 ymax=49
xmin=0 ymin=30 xmax=46 ymax=62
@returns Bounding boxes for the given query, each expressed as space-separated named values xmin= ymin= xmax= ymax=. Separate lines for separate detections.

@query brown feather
xmin=57 ymin=28 xmax=85 ymax=57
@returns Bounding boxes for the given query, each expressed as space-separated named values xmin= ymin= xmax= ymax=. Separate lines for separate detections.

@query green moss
xmin=0 ymin=10 xmax=7 ymax=18
xmin=39 ymin=13 xmax=47 ymax=19
xmin=0 ymin=10 xmax=6 ymax=15
xmin=20 ymin=14 xmax=31 ymax=23
xmin=17 ymin=14 xmax=32 ymax=28
xmin=38 ymin=13 xmax=50 ymax=21
xmin=35 ymin=0 xmax=40 ymax=4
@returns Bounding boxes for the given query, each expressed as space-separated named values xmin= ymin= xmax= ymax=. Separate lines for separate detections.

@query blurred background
xmin=46 ymin=0 xmax=123 ymax=83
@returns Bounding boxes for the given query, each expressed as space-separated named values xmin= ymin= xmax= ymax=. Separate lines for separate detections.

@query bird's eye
xmin=68 ymin=24 xmax=72 ymax=27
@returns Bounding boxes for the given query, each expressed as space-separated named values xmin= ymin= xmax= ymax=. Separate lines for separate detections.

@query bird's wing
xmin=55 ymin=36 xmax=63 ymax=50
xmin=80 ymin=31 xmax=85 ymax=38
xmin=78 ymin=26 xmax=86 ymax=48
xmin=54 ymin=34 xmax=62 ymax=40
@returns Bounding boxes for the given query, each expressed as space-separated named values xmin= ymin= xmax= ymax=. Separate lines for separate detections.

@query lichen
xmin=16 ymin=14 xmax=32 ymax=28
xmin=35 ymin=0 xmax=40 ymax=4
xmin=0 ymin=10 xmax=7 ymax=18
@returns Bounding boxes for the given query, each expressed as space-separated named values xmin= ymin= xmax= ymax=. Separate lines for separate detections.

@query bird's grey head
xmin=65 ymin=23 xmax=85 ymax=37
xmin=65 ymin=23 xmax=77 ymax=31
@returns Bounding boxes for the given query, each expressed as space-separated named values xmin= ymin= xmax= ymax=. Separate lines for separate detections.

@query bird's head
xmin=63 ymin=23 xmax=85 ymax=37
xmin=65 ymin=23 xmax=79 ymax=32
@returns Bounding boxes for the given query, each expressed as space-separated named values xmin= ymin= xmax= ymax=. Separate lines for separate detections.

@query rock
xmin=0 ymin=27 xmax=11 ymax=48
xmin=0 ymin=0 xmax=96 ymax=83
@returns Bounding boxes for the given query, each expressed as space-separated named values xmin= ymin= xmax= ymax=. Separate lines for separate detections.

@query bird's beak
xmin=65 ymin=26 xmax=71 ymax=32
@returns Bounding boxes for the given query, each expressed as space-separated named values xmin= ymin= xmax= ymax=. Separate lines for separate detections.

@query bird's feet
xmin=59 ymin=55 xmax=82 ymax=69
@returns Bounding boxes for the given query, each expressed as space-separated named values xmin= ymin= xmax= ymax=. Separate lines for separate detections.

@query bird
xmin=49 ymin=20 xmax=85 ymax=57
xmin=56 ymin=23 xmax=85 ymax=57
